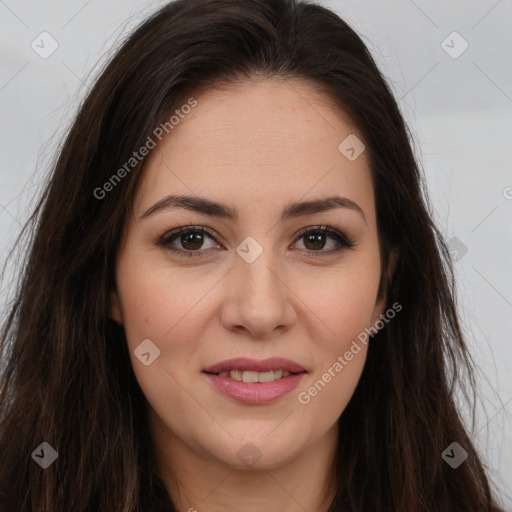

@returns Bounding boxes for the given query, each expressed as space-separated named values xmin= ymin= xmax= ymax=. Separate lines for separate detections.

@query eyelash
xmin=156 ymin=225 xmax=355 ymax=258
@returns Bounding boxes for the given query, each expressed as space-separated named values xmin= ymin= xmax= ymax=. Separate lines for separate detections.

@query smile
xmin=216 ymin=369 xmax=293 ymax=382
xmin=202 ymin=357 xmax=307 ymax=405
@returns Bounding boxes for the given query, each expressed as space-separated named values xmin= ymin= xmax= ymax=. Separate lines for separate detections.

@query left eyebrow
xmin=139 ymin=193 xmax=366 ymax=224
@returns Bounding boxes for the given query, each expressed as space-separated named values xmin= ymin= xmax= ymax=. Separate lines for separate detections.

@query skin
xmin=110 ymin=78 xmax=392 ymax=512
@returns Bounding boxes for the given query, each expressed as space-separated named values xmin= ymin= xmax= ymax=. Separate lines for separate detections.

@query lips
xmin=202 ymin=357 xmax=306 ymax=375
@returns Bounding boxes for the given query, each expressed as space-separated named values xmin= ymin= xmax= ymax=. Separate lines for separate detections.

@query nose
xmin=220 ymin=247 xmax=296 ymax=338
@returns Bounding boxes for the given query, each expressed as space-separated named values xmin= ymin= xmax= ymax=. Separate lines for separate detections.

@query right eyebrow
xmin=140 ymin=193 xmax=367 ymax=225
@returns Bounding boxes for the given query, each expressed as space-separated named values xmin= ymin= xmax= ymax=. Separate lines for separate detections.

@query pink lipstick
xmin=203 ymin=357 xmax=307 ymax=405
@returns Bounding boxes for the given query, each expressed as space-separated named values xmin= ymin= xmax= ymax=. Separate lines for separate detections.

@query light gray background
xmin=1 ymin=0 xmax=511 ymax=506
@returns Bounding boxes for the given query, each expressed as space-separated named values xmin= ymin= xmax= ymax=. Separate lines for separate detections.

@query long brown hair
xmin=0 ymin=0 xmax=505 ymax=510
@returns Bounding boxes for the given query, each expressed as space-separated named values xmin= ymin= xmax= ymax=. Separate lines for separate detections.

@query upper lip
xmin=203 ymin=357 xmax=306 ymax=374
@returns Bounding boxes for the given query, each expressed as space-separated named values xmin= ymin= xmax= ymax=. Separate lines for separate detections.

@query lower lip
xmin=203 ymin=372 xmax=306 ymax=405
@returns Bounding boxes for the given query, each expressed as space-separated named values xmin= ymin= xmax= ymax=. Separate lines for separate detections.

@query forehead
xmin=134 ymin=78 xmax=376 ymax=226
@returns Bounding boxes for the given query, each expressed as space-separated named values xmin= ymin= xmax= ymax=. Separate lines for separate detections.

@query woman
xmin=0 ymin=0 xmax=505 ymax=510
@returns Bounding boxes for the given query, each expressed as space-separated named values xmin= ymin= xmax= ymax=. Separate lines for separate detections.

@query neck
xmin=149 ymin=411 xmax=339 ymax=512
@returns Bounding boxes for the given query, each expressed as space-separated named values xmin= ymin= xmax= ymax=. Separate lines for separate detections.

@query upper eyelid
xmin=159 ymin=225 xmax=353 ymax=249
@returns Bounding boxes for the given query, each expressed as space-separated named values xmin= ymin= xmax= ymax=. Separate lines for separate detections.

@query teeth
xmin=230 ymin=370 xmax=243 ymax=381
xmin=217 ymin=369 xmax=292 ymax=382
xmin=258 ymin=370 xmax=277 ymax=382
xmin=243 ymin=371 xmax=259 ymax=383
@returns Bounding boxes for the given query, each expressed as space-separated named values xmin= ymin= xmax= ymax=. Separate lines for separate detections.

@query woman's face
xmin=110 ymin=78 xmax=387 ymax=472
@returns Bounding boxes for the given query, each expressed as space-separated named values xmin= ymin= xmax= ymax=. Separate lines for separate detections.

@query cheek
xmin=117 ymin=268 xmax=212 ymax=427
xmin=293 ymin=271 xmax=376 ymax=419
xmin=293 ymin=260 xmax=379 ymax=412
xmin=118 ymin=261 xmax=216 ymax=346
xmin=115 ymin=265 xmax=209 ymax=402
xmin=302 ymin=260 xmax=381 ymax=346
xmin=296 ymin=343 xmax=367 ymax=432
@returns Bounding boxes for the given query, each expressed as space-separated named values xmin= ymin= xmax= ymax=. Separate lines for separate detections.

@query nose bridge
xmin=237 ymin=237 xmax=283 ymax=306
xmin=240 ymin=244 xmax=279 ymax=293
xmin=221 ymin=235 xmax=293 ymax=335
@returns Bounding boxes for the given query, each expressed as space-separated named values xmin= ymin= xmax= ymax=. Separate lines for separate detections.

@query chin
xmin=215 ymin=434 xmax=304 ymax=471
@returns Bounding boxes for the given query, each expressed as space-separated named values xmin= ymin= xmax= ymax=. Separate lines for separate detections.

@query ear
xmin=109 ymin=289 xmax=123 ymax=325
xmin=372 ymin=250 xmax=399 ymax=324
xmin=371 ymin=293 xmax=387 ymax=326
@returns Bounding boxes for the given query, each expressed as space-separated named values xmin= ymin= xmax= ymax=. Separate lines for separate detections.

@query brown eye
xmin=158 ymin=226 xmax=221 ymax=257
xmin=179 ymin=231 xmax=206 ymax=251
xmin=303 ymin=232 xmax=328 ymax=251
xmin=157 ymin=225 xmax=354 ymax=258
xmin=293 ymin=226 xmax=354 ymax=256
